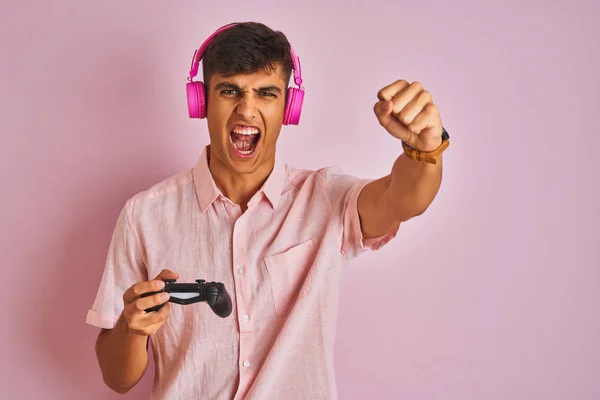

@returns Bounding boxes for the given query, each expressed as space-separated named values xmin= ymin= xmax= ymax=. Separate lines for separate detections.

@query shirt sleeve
xmin=85 ymin=199 xmax=148 ymax=330
xmin=323 ymin=167 xmax=400 ymax=260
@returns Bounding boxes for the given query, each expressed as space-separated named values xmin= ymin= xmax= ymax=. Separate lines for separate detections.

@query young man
xmin=86 ymin=21 xmax=449 ymax=399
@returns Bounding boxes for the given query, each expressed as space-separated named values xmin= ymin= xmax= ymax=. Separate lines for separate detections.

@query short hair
xmin=201 ymin=22 xmax=294 ymax=90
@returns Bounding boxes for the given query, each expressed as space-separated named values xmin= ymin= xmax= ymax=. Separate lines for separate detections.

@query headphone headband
xmin=188 ymin=23 xmax=303 ymax=87
xmin=185 ymin=22 xmax=305 ymax=125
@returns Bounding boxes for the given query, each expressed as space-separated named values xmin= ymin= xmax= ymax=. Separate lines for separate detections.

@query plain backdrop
xmin=1 ymin=0 xmax=599 ymax=399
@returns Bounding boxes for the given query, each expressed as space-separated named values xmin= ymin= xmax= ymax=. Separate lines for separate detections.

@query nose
xmin=236 ymin=95 xmax=257 ymax=121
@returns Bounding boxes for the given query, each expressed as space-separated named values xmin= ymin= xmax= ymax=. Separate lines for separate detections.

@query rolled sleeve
xmin=86 ymin=199 xmax=147 ymax=330
xmin=323 ymin=167 xmax=400 ymax=260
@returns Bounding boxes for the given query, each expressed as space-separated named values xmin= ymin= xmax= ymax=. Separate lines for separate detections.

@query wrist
xmin=402 ymin=127 xmax=449 ymax=164
xmin=116 ymin=313 xmax=149 ymax=340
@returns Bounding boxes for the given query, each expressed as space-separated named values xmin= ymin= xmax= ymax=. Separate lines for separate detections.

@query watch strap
xmin=402 ymin=127 xmax=450 ymax=165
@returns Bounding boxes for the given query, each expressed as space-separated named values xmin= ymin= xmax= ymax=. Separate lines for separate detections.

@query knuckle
xmin=411 ymin=81 xmax=423 ymax=91
xmin=398 ymin=111 xmax=411 ymax=125
xmin=133 ymin=300 xmax=145 ymax=312
xmin=426 ymin=103 xmax=438 ymax=114
xmin=161 ymin=304 xmax=170 ymax=316
xmin=131 ymin=285 xmax=142 ymax=297
xmin=158 ymin=307 xmax=170 ymax=321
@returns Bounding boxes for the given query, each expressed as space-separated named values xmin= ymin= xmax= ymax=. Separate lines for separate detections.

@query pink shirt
xmin=86 ymin=146 xmax=399 ymax=399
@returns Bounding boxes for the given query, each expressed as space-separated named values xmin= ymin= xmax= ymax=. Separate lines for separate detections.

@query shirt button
xmin=237 ymin=268 xmax=244 ymax=275
xmin=242 ymin=315 xmax=249 ymax=321
xmin=243 ymin=360 xmax=250 ymax=367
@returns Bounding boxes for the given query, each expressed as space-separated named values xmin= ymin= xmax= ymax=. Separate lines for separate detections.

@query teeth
xmin=232 ymin=126 xmax=259 ymax=135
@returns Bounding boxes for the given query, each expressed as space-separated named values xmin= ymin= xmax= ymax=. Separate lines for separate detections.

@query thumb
xmin=373 ymin=100 xmax=393 ymax=126
xmin=153 ymin=269 xmax=179 ymax=281
xmin=373 ymin=100 xmax=413 ymax=142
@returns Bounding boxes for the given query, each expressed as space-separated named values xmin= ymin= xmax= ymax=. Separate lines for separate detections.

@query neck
xmin=207 ymin=146 xmax=274 ymax=211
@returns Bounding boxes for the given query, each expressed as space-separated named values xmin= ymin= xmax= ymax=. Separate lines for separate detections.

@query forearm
xmin=383 ymin=152 xmax=443 ymax=221
xmin=95 ymin=314 xmax=149 ymax=394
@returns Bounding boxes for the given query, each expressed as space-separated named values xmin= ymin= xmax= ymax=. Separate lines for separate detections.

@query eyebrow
xmin=214 ymin=82 xmax=282 ymax=94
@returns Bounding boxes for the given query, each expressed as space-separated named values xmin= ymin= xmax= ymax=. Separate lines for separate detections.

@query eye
xmin=259 ymin=91 xmax=276 ymax=97
xmin=221 ymin=89 xmax=238 ymax=96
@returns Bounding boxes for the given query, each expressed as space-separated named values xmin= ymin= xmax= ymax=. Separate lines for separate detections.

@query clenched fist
xmin=374 ymin=80 xmax=444 ymax=152
xmin=121 ymin=269 xmax=179 ymax=336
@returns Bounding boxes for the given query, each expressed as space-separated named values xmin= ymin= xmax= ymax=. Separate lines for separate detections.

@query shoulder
xmin=285 ymin=164 xmax=363 ymax=188
xmin=283 ymin=163 xmax=370 ymax=204
xmin=121 ymin=169 xmax=195 ymax=218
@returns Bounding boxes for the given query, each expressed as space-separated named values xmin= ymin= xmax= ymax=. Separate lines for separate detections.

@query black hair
xmin=202 ymin=22 xmax=294 ymax=89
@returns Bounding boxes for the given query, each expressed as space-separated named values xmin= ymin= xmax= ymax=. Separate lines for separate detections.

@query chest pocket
xmin=264 ymin=238 xmax=317 ymax=316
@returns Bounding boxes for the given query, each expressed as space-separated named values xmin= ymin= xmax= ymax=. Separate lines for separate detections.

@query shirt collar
xmin=192 ymin=145 xmax=285 ymax=212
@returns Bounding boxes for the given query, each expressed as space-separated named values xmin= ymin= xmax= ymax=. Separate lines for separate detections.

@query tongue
xmin=232 ymin=133 xmax=257 ymax=151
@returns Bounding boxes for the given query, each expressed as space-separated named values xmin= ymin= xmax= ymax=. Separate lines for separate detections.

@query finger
xmin=132 ymin=292 xmax=171 ymax=313
xmin=374 ymin=100 xmax=413 ymax=142
xmin=124 ymin=294 xmax=170 ymax=324
xmin=123 ymin=279 xmax=165 ymax=304
xmin=153 ymin=269 xmax=179 ymax=281
xmin=128 ymin=303 xmax=171 ymax=333
xmin=390 ymin=81 xmax=424 ymax=116
xmin=397 ymin=90 xmax=433 ymax=129
xmin=373 ymin=100 xmax=393 ymax=124
xmin=138 ymin=307 xmax=171 ymax=334
xmin=407 ymin=103 xmax=439 ymax=134
xmin=377 ymin=79 xmax=409 ymax=102
xmin=141 ymin=302 xmax=171 ymax=325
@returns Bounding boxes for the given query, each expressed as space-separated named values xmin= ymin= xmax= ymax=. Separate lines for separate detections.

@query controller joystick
xmin=141 ymin=279 xmax=232 ymax=318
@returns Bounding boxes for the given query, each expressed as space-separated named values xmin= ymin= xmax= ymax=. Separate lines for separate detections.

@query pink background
xmin=2 ymin=0 xmax=599 ymax=399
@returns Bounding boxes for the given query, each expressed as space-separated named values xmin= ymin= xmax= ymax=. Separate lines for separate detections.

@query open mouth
xmin=229 ymin=125 xmax=261 ymax=158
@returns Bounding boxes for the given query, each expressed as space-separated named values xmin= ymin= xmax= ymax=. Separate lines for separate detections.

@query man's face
xmin=205 ymin=64 xmax=287 ymax=177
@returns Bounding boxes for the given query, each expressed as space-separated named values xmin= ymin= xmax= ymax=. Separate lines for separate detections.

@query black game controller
xmin=141 ymin=279 xmax=233 ymax=318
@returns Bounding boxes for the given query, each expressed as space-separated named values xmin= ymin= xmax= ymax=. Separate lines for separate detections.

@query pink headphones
xmin=186 ymin=23 xmax=305 ymax=125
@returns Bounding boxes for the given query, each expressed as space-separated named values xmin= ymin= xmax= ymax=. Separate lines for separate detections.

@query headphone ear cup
xmin=283 ymin=87 xmax=304 ymax=125
xmin=187 ymin=81 xmax=207 ymax=119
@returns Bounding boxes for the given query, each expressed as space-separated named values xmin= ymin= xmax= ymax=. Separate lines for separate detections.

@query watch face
xmin=442 ymin=127 xmax=449 ymax=140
